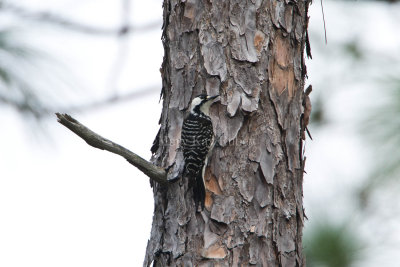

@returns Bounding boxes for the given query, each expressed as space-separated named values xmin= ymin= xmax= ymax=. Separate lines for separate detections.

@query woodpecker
xmin=181 ymin=94 xmax=219 ymax=211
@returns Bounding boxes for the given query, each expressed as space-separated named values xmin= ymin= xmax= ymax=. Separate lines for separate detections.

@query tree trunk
xmin=145 ymin=0 xmax=311 ymax=266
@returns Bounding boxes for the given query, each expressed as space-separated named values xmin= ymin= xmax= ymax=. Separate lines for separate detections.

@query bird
xmin=181 ymin=94 xmax=219 ymax=211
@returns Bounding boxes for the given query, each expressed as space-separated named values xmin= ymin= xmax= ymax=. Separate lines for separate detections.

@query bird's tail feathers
xmin=185 ymin=168 xmax=206 ymax=212
xmin=193 ymin=172 xmax=206 ymax=212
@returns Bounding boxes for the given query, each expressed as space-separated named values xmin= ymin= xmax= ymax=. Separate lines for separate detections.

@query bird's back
xmin=181 ymin=113 xmax=213 ymax=175
xmin=181 ymin=113 xmax=213 ymax=211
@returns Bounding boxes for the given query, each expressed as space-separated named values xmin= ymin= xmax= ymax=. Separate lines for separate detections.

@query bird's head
xmin=190 ymin=94 xmax=219 ymax=116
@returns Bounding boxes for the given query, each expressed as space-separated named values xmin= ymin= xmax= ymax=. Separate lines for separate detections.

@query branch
xmin=55 ymin=113 xmax=167 ymax=184
xmin=64 ymin=86 xmax=160 ymax=113
xmin=2 ymin=2 xmax=160 ymax=36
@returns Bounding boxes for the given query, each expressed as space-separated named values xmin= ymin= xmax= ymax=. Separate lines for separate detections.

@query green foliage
xmin=304 ymin=222 xmax=362 ymax=267
xmin=309 ymin=93 xmax=326 ymax=127
xmin=358 ymin=77 xmax=400 ymax=205
xmin=363 ymin=77 xmax=400 ymax=152
xmin=342 ymin=40 xmax=363 ymax=61
xmin=0 ymin=27 xmax=50 ymax=118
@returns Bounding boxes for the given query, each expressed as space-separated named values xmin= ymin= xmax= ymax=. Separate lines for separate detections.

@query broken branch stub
xmin=55 ymin=113 xmax=167 ymax=185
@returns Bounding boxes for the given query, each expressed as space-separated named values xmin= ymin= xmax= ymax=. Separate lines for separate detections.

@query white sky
xmin=0 ymin=0 xmax=399 ymax=266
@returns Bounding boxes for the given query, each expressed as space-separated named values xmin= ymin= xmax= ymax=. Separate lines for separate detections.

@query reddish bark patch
xmin=274 ymin=34 xmax=290 ymax=68
xmin=205 ymin=167 xmax=222 ymax=195
xmin=269 ymin=61 xmax=296 ymax=98
xmin=184 ymin=1 xmax=195 ymax=20
xmin=202 ymin=244 xmax=227 ymax=259
xmin=269 ymin=33 xmax=296 ymax=98
xmin=205 ymin=191 xmax=213 ymax=210
xmin=254 ymin=30 xmax=265 ymax=54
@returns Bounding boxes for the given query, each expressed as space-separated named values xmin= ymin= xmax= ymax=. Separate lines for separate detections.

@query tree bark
xmin=145 ymin=0 xmax=311 ymax=266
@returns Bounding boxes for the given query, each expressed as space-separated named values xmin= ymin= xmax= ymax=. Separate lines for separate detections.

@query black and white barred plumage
xmin=181 ymin=94 xmax=218 ymax=211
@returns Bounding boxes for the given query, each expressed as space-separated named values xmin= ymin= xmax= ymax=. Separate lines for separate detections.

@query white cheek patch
xmin=200 ymin=101 xmax=212 ymax=116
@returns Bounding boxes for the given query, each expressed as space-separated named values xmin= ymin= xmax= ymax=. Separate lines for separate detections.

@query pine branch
xmin=63 ymin=86 xmax=160 ymax=113
xmin=56 ymin=113 xmax=167 ymax=184
xmin=2 ymin=2 xmax=160 ymax=36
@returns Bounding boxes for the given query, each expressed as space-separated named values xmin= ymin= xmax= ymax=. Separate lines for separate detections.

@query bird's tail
xmin=193 ymin=171 xmax=206 ymax=211
xmin=185 ymin=167 xmax=205 ymax=212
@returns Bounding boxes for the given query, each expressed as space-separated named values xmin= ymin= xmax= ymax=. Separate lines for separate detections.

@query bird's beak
xmin=207 ymin=95 xmax=219 ymax=101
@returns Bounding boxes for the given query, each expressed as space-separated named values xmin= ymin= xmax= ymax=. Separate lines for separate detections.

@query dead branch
xmin=56 ymin=113 xmax=167 ymax=184
xmin=2 ymin=2 xmax=160 ymax=36
xmin=64 ymin=86 xmax=160 ymax=113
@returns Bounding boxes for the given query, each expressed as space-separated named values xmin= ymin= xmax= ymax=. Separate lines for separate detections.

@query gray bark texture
xmin=145 ymin=0 xmax=311 ymax=266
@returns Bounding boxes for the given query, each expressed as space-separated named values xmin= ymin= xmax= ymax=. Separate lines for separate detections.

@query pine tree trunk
xmin=145 ymin=0 xmax=311 ymax=266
